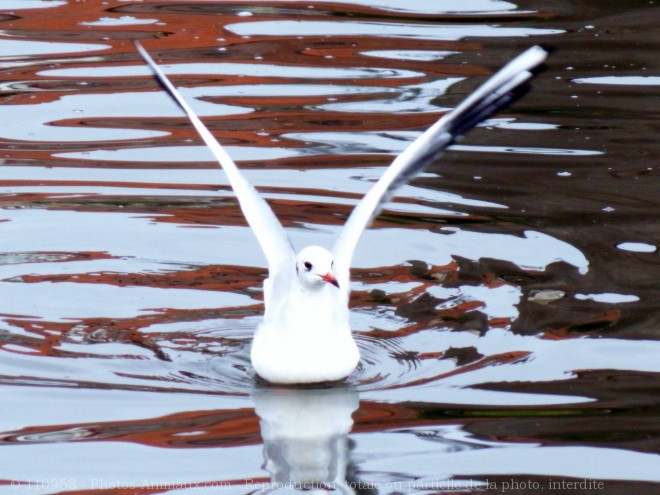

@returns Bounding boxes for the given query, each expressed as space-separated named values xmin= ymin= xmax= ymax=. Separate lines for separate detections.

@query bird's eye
xmin=304 ymin=261 xmax=312 ymax=271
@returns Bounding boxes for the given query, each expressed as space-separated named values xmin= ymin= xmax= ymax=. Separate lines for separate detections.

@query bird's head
xmin=295 ymin=246 xmax=339 ymax=290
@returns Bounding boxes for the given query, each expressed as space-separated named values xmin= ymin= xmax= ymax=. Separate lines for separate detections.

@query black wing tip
xmin=530 ymin=46 xmax=553 ymax=76
xmin=536 ymin=44 xmax=558 ymax=56
xmin=505 ymin=45 xmax=554 ymax=108
xmin=414 ymin=45 xmax=550 ymax=161
xmin=526 ymin=44 xmax=555 ymax=76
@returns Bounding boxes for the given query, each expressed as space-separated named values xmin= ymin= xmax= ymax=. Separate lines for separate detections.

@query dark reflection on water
xmin=1 ymin=0 xmax=659 ymax=492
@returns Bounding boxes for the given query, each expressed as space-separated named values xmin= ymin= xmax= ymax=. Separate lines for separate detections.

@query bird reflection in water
xmin=252 ymin=386 xmax=374 ymax=494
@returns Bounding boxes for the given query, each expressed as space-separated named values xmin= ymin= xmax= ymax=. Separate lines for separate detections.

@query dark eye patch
xmin=304 ymin=261 xmax=312 ymax=271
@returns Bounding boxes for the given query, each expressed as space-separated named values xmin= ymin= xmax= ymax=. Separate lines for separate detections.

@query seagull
xmin=135 ymin=42 xmax=547 ymax=384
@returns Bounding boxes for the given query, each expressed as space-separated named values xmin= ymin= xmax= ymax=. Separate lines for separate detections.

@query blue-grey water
xmin=0 ymin=0 xmax=658 ymax=493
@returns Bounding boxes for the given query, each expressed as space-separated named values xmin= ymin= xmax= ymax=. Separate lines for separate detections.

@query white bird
xmin=135 ymin=42 xmax=547 ymax=384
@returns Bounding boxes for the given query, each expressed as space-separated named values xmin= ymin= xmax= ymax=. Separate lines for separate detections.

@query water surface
xmin=1 ymin=0 xmax=658 ymax=493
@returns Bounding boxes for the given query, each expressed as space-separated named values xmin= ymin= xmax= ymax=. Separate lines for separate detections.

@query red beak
xmin=320 ymin=272 xmax=340 ymax=289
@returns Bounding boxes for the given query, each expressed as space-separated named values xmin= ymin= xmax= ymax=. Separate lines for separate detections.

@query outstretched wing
xmin=332 ymin=46 xmax=548 ymax=292
xmin=135 ymin=41 xmax=295 ymax=280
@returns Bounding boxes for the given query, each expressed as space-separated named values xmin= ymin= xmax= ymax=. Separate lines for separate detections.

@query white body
xmin=251 ymin=319 xmax=359 ymax=384
xmin=136 ymin=42 xmax=547 ymax=384
xmin=251 ymin=245 xmax=360 ymax=383
xmin=251 ymin=284 xmax=359 ymax=383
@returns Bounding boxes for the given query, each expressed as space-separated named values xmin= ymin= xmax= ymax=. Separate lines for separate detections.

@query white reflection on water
xmin=40 ymin=63 xmax=423 ymax=80
xmin=434 ymin=284 xmax=523 ymax=319
xmin=253 ymin=387 xmax=358 ymax=487
xmin=316 ymin=78 xmax=462 ymax=113
xmin=0 ymin=39 xmax=109 ymax=58
xmin=225 ymin=20 xmax=564 ymax=40
xmin=2 ymin=383 xmax=660 ymax=495
xmin=573 ymin=76 xmax=660 ymax=86
xmin=283 ymin=131 xmax=603 ymax=156
xmin=1 ymin=441 xmax=263 ymax=494
xmin=53 ymin=146 xmax=300 ymax=162
xmin=1 ymin=165 xmax=505 ymax=210
xmin=362 ymin=50 xmax=459 ymax=61
xmin=353 ymin=435 xmax=660 ymax=484
xmin=0 ymin=281 xmax=242 ymax=321
xmin=0 ymin=209 xmax=588 ymax=272
xmin=574 ymin=292 xmax=639 ymax=303
xmin=2 ymin=0 xmax=66 ymax=10
xmin=616 ymin=241 xmax=657 ymax=253
xmin=0 ymin=209 xmax=266 ymax=267
xmin=310 ymin=0 xmax=520 ymax=15
xmin=0 ymin=91 xmax=249 ymax=142
xmin=79 ymin=16 xmax=160 ymax=27
xmin=351 ymin=227 xmax=589 ymax=273
xmin=362 ymin=330 xmax=660 ymax=400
